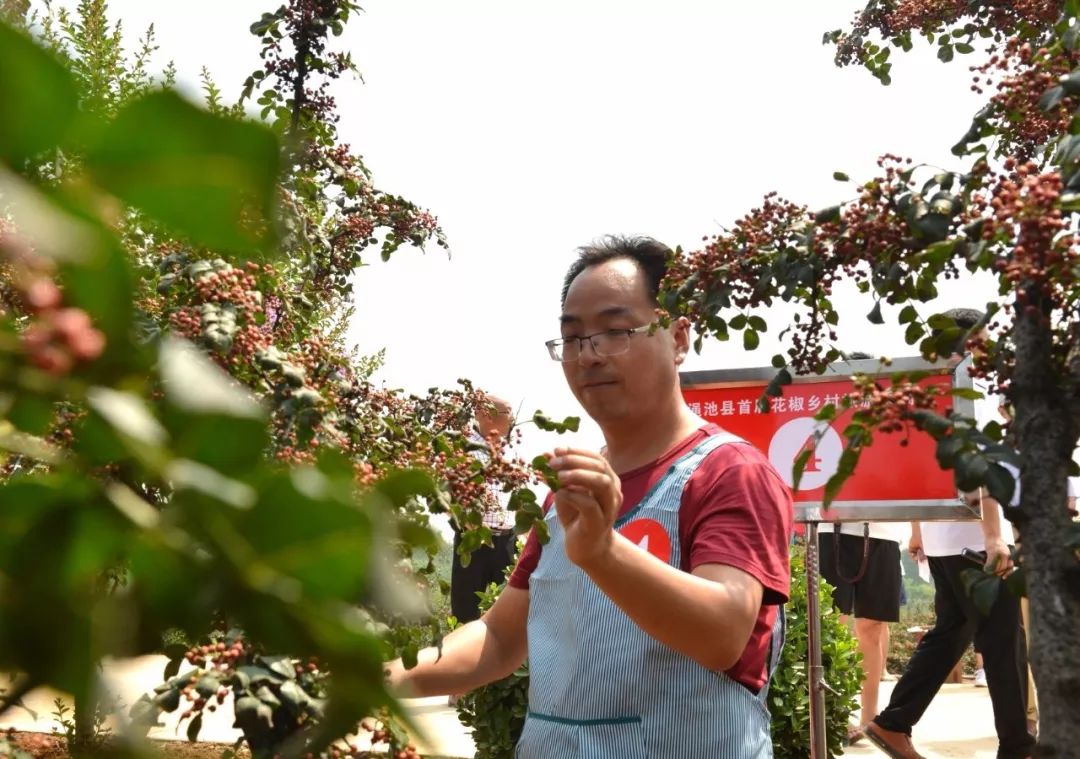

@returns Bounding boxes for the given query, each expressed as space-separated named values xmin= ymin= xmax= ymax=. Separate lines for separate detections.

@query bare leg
xmin=880 ymin=624 xmax=891 ymax=679
xmin=854 ymin=617 xmax=888 ymax=727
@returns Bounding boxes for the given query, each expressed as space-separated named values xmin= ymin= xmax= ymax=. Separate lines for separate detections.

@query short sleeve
xmin=682 ymin=445 xmax=793 ymax=605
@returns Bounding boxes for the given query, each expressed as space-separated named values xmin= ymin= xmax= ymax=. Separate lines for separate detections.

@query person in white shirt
xmin=819 ymin=519 xmax=907 ymax=744
xmin=865 ymin=309 xmax=1033 ymax=759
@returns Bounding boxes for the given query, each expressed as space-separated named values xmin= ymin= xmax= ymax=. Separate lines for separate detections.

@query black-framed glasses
xmin=545 ymin=325 xmax=652 ymax=362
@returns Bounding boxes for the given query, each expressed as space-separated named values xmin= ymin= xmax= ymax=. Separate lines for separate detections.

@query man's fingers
xmin=548 ymin=452 xmax=609 ymax=475
xmin=551 ymin=446 xmax=604 ymax=460
xmin=556 ymin=468 xmax=616 ymax=494
xmin=553 ymin=488 xmax=602 ymax=526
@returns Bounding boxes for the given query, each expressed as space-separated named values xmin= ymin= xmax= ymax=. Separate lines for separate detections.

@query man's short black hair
xmin=937 ymin=308 xmax=986 ymax=356
xmin=561 ymin=235 xmax=672 ymax=307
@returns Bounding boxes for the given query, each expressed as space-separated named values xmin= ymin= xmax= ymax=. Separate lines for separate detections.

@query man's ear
xmin=673 ymin=316 xmax=691 ymax=365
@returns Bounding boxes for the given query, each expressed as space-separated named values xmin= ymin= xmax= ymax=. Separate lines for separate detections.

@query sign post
xmin=680 ymin=357 xmax=979 ymax=759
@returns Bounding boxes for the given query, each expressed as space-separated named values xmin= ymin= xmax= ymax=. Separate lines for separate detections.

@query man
xmin=864 ymin=308 xmax=1034 ymax=759
xmin=450 ymin=394 xmax=517 ymax=625
xmin=386 ymin=236 xmax=793 ymax=757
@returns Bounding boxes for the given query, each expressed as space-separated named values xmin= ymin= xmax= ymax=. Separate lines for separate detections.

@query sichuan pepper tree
xmin=661 ymin=2 xmax=1080 ymax=753
xmin=0 ymin=1 xmax=557 ymax=756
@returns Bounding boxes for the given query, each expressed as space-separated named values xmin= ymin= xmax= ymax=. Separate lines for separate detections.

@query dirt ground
xmin=2 ymin=730 xmax=251 ymax=759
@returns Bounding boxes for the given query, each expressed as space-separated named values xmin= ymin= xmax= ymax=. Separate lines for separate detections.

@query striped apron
xmin=517 ymin=432 xmax=784 ymax=758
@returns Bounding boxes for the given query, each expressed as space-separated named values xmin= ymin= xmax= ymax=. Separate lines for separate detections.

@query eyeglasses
xmin=545 ymin=325 xmax=653 ymax=363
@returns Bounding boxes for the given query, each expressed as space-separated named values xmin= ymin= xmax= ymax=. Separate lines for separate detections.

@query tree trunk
xmin=1012 ymin=310 xmax=1080 ymax=758
xmin=71 ymin=693 xmax=97 ymax=753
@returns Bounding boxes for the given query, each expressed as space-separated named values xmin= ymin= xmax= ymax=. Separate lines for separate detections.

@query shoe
xmin=863 ymin=722 xmax=927 ymax=759
xmin=845 ymin=725 xmax=865 ymax=746
xmin=974 ymin=668 xmax=987 ymax=687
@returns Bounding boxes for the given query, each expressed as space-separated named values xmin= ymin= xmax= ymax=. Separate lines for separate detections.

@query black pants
xmin=450 ymin=529 xmax=516 ymax=624
xmin=875 ymin=555 xmax=1034 ymax=758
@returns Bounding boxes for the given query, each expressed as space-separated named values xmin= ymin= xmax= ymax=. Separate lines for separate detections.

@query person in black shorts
xmin=819 ymin=521 xmax=903 ymax=744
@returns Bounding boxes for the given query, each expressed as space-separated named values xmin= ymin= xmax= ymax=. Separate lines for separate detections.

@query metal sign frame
xmin=680 ymin=355 xmax=980 ymax=524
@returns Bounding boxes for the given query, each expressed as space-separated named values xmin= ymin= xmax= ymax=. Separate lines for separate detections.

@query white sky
xmin=54 ymin=0 xmax=1000 ymax=459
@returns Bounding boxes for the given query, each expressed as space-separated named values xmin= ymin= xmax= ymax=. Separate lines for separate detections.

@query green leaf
xmin=771 ymin=354 xmax=787 ymax=369
xmin=833 ymin=171 xmax=849 ymax=182
xmin=898 ymin=304 xmax=918 ymax=325
xmin=258 ymin=655 xmax=297 ymax=681
xmin=824 ymin=448 xmax=860 ymax=505
xmin=373 ymin=468 xmax=436 ymax=509
xmin=1040 ymin=85 xmax=1066 ymax=111
xmin=532 ymin=412 xmax=580 ymax=434
xmin=747 ymin=315 xmax=767 ymax=332
xmin=6 ymin=396 xmax=55 ymax=436
xmin=764 ymin=368 xmax=793 ymax=398
xmin=814 ymin=205 xmax=842 ymax=224
xmin=168 ymin=459 xmax=257 ymax=509
xmin=961 ymin=568 xmax=1000 ymax=616
xmin=743 ymin=329 xmax=760 ymax=350
xmin=984 ymin=462 xmax=1016 ymax=508
xmin=814 ymin=404 xmax=837 ymax=422
xmin=1062 ymin=70 xmax=1080 ymax=96
xmin=1005 ymin=566 xmax=1027 ymax=598
xmin=935 ymin=434 xmax=964 ymax=469
xmin=950 ymin=387 xmax=985 ymax=401
xmin=0 ymin=21 xmax=80 ymax=165
xmin=955 ymin=43 xmax=974 ymax=54
xmin=913 ymin=212 xmax=950 ymax=242
xmin=729 ymin=314 xmax=747 ymax=330
xmin=924 ymin=240 xmax=958 ymax=266
xmin=195 ymin=675 xmax=221 ymax=699
xmin=954 ymin=451 xmax=990 ymax=492
xmin=86 ymin=387 xmax=168 ymax=449
xmin=866 ymin=301 xmax=884 ymax=324
xmin=160 ymin=338 xmax=264 ymax=420
xmin=532 ymin=455 xmax=559 ymax=492
xmin=938 ymin=44 xmax=954 ymax=62
xmin=905 ymin=322 xmax=925 ymax=345
xmin=235 ymin=665 xmax=284 ymax=686
xmin=791 ymin=448 xmax=812 ymax=492
xmin=277 ymin=680 xmax=312 ymax=712
xmin=86 ymin=90 xmax=280 ymax=254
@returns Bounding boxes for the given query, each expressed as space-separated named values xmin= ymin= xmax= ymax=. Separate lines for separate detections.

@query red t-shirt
xmin=508 ymin=424 xmax=793 ymax=691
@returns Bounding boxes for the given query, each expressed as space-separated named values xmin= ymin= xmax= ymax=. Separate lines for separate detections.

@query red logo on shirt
xmin=618 ymin=518 xmax=672 ymax=564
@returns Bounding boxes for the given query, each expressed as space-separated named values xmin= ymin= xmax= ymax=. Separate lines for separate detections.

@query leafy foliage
xmin=0 ymin=2 xmax=547 ymax=757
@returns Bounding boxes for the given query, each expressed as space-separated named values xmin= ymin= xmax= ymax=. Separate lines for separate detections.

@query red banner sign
xmin=682 ymin=373 xmax=956 ymax=503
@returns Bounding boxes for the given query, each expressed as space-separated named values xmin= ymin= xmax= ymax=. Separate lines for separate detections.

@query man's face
xmin=559 ymin=258 xmax=688 ymax=425
xmin=475 ymin=396 xmax=512 ymax=438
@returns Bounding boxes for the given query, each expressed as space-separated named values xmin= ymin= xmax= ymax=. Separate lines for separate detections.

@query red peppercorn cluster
xmin=0 ymin=228 xmax=106 ymax=376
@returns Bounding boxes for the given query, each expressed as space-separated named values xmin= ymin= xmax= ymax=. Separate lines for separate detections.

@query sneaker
xmin=974 ymin=668 xmax=987 ymax=687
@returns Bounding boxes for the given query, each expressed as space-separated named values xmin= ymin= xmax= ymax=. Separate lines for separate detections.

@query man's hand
xmin=547 ymin=447 xmax=622 ymax=569
xmin=984 ymin=535 xmax=1013 ymax=577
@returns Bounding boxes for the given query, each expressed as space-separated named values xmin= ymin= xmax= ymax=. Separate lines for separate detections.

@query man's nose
xmin=576 ymin=338 xmax=606 ymax=366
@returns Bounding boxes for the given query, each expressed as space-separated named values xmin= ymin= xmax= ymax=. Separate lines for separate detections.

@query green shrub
xmin=769 ymin=544 xmax=862 ymax=759
xmin=455 ymin=544 xmax=862 ymax=758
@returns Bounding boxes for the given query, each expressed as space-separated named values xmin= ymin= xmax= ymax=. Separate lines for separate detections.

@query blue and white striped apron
xmin=517 ymin=432 xmax=784 ymax=758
